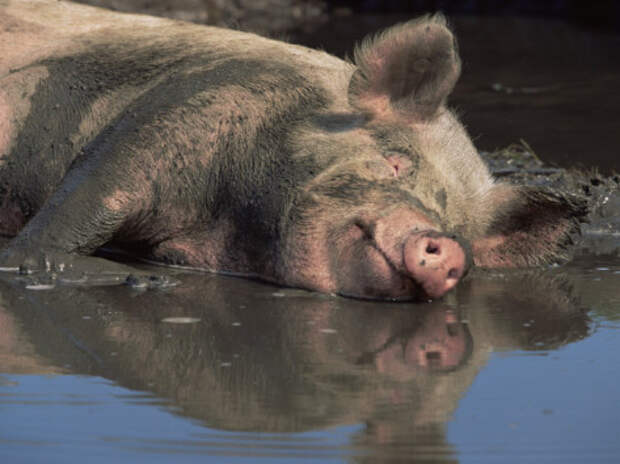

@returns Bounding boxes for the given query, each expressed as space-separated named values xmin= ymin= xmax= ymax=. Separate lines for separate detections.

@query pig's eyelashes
xmin=392 ymin=162 xmax=400 ymax=177
xmin=384 ymin=153 xmax=413 ymax=177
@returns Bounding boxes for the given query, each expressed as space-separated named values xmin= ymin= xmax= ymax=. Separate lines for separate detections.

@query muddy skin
xmin=0 ymin=1 xmax=590 ymax=301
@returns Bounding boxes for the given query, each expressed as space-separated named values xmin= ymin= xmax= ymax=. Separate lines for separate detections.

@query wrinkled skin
xmin=0 ymin=1 xmax=586 ymax=301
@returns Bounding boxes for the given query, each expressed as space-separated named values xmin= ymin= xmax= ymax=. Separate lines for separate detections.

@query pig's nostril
xmin=425 ymin=351 xmax=442 ymax=367
xmin=425 ymin=243 xmax=440 ymax=254
xmin=447 ymin=267 xmax=459 ymax=279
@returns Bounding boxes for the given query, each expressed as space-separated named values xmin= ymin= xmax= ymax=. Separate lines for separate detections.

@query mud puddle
xmin=0 ymin=254 xmax=619 ymax=463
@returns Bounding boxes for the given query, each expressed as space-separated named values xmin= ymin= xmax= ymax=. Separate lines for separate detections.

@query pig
xmin=0 ymin=0 xmax=585 ymax=300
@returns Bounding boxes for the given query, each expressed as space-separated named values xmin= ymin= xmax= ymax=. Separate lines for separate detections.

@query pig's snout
xmin=403 ymin=233 xmax=466 ymax=299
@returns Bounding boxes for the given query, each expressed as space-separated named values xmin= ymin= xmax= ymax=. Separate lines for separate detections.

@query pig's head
xmin=272 ymin=15 xmax=585 ymax=301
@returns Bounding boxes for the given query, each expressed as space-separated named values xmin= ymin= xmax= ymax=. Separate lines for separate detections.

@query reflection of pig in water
xmin=0 ymin=270 xmax=590 ymax=451
xmin=0 ymin=1 xmax=585 ymax=300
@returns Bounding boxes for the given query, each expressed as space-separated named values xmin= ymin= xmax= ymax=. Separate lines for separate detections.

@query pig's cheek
xmin=365 ymin=246 xmax=397 ymax=283
xmin=354 ymin=245 xmax=410 ymax=296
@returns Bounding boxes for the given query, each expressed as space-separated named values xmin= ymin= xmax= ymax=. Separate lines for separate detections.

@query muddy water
xmin=1 ymin=255 xmax=619 ymax=463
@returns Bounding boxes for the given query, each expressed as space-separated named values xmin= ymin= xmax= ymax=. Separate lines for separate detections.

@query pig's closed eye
xmin=385 ymin=153 xmax=413 ymax=177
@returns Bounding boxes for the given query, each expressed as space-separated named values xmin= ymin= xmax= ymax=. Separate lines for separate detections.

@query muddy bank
xmin=481 ymin=144 xmax=620 ymax=257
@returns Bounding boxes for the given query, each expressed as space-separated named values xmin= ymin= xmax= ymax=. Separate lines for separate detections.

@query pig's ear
xmin=472 ymin=184 xmax=588 ymax=268
xmin=348 ymin=14 xmax=461 ymax=121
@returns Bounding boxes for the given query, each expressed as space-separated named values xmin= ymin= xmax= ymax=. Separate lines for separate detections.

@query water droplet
xmin=25 ymin=284 xmax=55 ymax=290
xmin=161 ymin=317 xmax=201 ymax=324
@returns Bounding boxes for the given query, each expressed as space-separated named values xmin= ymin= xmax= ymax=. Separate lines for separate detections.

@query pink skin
xmin=403 ymin=233 xmax=466 ymax=299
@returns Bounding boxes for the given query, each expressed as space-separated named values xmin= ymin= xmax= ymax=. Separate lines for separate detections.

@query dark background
xmin=327 ymin=1 xmax=620 ymax=29
xmin=78 ymin=0 xmax=620 ymax=173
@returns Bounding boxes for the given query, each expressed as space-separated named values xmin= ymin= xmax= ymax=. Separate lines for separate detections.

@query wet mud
xmin=481 ymin=144 xmax=620 ymax=258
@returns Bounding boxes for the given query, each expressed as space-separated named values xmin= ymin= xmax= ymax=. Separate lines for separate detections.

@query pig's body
xmin=0 ymin=0 xmax=584 ymax=300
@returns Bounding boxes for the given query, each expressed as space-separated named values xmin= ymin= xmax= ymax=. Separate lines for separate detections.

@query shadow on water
xmin=2 ymin=257 xmax=618 ymax=462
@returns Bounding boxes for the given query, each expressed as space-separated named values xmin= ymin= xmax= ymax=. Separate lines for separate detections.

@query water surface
xmin=1 ymin=255 xmax=619 ymax=463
